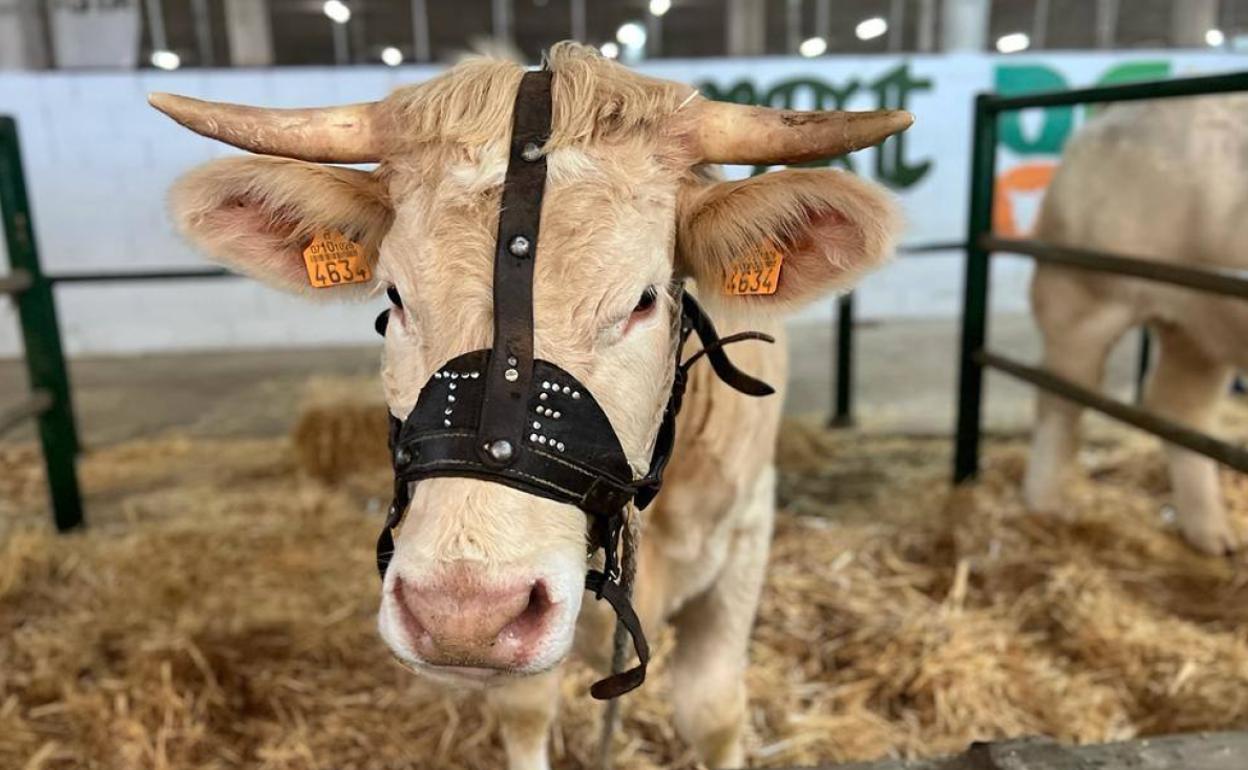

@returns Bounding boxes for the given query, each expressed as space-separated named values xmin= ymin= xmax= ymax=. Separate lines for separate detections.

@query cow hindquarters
xmin=1024 ymin=267 xmax=1135 ymax=514
xmin=485 ymin=667 xmax=561 ymax=770
xmin=670 ymin=466 xmax=776 ymax=768
xmin=1144 ymin=327 xmax=1238 ymax=554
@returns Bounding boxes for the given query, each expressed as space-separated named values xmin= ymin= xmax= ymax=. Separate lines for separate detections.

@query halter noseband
xmin=373 ymin=69 xmax=775 ymax=699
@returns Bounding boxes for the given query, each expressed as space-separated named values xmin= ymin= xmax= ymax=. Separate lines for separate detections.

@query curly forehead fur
xmin=376 ymin=42 xmax=697 ymax=154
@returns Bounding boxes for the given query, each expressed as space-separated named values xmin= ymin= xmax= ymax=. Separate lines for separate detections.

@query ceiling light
xmin=381 ymin=46 xmax=403 ymax=66
xmin=649 ymin=0 xmax=671 ymax=16
xmin=150 ymin=49 xmax=181 ymax=71
xmin=600 ymin=41 xmax=620 ymax=59
xmin=1206 ymin=28 xmax=1225 ymax=46
xmin=799 ymin=36 xmax=827 ymax=57
xmin=616 ymin=21 xmax=647 ymax=48
xmin=323 ymin=0 xmax=351 ymax=24
xmin=855 ymin=17 xmax=888 ymax=41
xmin=996 ymin=32 xmax=1030 ymax=53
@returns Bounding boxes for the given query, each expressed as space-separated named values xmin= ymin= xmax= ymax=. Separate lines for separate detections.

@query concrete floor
xmin=0 ymin=313 xmax=1145 ymax=447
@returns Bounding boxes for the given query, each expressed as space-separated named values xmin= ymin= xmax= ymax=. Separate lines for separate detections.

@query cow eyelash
xmin=387 ymin=285 xmax=403 ymax=308
xmin=633 ymin=286 xmax=658 ymax=314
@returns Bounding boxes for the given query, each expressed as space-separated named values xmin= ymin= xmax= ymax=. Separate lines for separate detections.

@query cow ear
xmin=169 ymin=156 xmax=393 ymax=298
xmin=675 ymin=168 xmax=900 ymax=313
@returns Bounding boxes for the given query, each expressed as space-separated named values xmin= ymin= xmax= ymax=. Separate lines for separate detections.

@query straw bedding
xmin=2 ymin=398 xmax=1247 ymax=769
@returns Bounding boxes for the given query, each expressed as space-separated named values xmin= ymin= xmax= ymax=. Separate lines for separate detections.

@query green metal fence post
xmin=830 ymin=291 xmax=855 ymax=427
xmin=0 ymin=117 xmax=84 ymax=531
xmin=953 ymin=95 xmax=999 ymax=483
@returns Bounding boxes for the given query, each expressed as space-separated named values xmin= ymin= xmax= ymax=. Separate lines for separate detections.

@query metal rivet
xmin=470 ymin=371 xmax=480 ymax=379
xmin=443 ymin=419 xmax=451 ymax=427
xmin=486 ymin=439 xmax=514 ymax=463
xmin=447 ymin=395 xmax=456 ymax=403
xmin=448 ymin=382 xmax=457 ymax=390
xmin=529 ymin=433 xmax=538 ymax=442
xmin=532 ymin=421 xmax=541 ymax=429
xmin=444 ymin=408 xmax=453 ymax=415
xmin=538 ymin=435 xmax=547 ymax=444
xmin=553 ymin=411 xmax=561 ymax=419
xmin=572 ymin=391 xmax=581 ymax=399
xmin=504 ymin=368 xmax=519 ymax=382
xmin=394 ymin=447 xmax=412 ymax=466
xmin=509 ymin=235 xmax=531 ymax=257
xmin=556 ymin=442 xmax=565 ymax=452
xmin=541 ymin=381 xmax=550 ymax=390
xmin=450 ymin=372 xmax=458 ymax=379
xmin=507 ymin=356 xmax=518 ymax=366
xmin=433 ymin=372 xmax=442 ymax=379
xmin=521 ymin=142 xmax=542 ymax=162
xmin=562 ymin=386 xmax=571 ymax=395
xmin=539 ymin=392 xmax=548 ymax=401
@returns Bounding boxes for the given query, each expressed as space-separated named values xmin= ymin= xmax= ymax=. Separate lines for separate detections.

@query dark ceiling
xmin=143 ymin=0 xmax=1248 ymax=68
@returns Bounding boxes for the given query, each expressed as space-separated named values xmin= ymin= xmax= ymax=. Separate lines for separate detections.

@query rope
xmin=597 ymin=507 xmax=641 ymax=770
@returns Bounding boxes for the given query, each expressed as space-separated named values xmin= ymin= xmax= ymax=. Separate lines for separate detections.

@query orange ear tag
xmin=725 ymin=241 xmax=784 ymax=296
xmin=302 ymin=230 xmax=372 ymax=289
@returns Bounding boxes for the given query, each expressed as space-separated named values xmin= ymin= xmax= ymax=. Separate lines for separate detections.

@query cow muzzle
xmin=379 ymin=560 xmax=583 ymax=682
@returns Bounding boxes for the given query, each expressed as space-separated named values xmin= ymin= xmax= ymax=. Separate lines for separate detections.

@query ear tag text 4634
xmin=303 ymin=231 xmax=371 ymax=289
xmin=725 ymin=241 xmax=784 ymax=296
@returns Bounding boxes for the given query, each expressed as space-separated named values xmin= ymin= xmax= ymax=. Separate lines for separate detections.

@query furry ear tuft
xmin=170 ymin=156 xmax=393 ymax=298
xmin=676 ymin=168 xmax=901 ymax=314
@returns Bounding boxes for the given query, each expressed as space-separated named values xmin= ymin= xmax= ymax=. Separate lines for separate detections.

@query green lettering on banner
xmin=1088 ymin=60 xmax=1171 ymax=117
xmin=699 ymin=80 xmax=760 ymax=106
xmin=995 ymin=64 xmax=1071 ymax=155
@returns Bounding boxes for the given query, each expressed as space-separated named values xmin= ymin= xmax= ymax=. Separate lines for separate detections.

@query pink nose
xmin=392 ymin=572 xmax=555 ymax=669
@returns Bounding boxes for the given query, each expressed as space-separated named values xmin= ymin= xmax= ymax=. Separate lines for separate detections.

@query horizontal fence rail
xmin=985 ymin=237 xmax=1248 ymax=300
xmin=986 ymin=70 xmax=1248 ymax=112
xmin=978 ymin=351 xmax=1248 ymax=473
xmin=47 ymin=267 xmax=233 ymax=284
xmin=1 ymin=268 xmax=32 ymax=294
xmin=0 ymin=389 xmax=52 ymax=438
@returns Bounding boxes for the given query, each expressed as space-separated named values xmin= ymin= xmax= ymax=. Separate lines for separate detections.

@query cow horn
xmin=148 ymin=93 xmax=385 ymax=163
xmin=688 ymin=99 xmax=914 ymax=166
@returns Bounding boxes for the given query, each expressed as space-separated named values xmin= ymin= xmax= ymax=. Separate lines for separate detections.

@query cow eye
xmin=632 ymin=286 xmax=658 ymax=315
xmin=386 ymin=285 xmax=403 ymax=308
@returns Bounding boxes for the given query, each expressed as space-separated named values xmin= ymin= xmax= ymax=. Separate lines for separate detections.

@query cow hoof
xmin=1180 ymin=521 xmax=1241 ymax=556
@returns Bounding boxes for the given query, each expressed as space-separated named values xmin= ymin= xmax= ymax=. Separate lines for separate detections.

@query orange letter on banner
xmin=992 ymin=162 xmax=1056 ymax=237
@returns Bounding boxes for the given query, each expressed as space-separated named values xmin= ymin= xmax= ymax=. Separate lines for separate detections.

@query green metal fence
xmin=1 ymin=117 xmax=84 ymax=531
xmin=953 ymin=71 xmax=1248 ymax=483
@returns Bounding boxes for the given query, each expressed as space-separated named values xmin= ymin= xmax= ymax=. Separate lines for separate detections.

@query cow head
xmin=154 ymin=44 xmax=908 ymax=688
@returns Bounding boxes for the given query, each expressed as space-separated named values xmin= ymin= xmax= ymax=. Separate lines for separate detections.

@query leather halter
xmin=373 ymin=68 xmax=775 ymax=699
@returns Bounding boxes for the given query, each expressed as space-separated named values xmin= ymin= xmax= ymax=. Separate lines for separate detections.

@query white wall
xmin=0 ymin=51 xmax=1243 ymax=356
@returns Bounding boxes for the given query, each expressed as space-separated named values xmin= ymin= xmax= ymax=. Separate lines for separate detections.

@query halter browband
xmin=374 ymin=68 xmax=775 ymax=699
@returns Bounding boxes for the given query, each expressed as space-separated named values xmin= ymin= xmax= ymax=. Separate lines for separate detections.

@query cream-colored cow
xmin=1025 ymin=95 xmax=1248 ymax=555
xmin=153 ymin=44 xmax=908 ymax=769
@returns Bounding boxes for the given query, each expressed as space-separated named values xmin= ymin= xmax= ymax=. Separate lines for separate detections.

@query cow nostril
xmin=507 ymin=581 xmax=553 ymax=638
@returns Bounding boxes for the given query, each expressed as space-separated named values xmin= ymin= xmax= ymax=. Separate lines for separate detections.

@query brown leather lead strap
xmin=585 ymin=570 xmax=650 ymax=699
xmin=477 ymin=70 xmax=554 ymax=467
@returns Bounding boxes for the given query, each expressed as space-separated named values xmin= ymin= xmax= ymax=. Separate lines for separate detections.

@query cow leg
xmin=1144 ymin=328 xmax=1237 ymax=554
xmin=484 ymin=667 xmax=560 ymax=770
xmin=1024 ymin=277 xmax=1134 ymax=514
xmin=669 ymin=467 xmax=775 ymax=769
